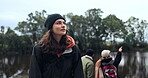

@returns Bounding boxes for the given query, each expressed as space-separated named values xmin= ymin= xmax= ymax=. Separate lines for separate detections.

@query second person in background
xmin=95 ymin=47 xmax=123 ymax=78
xmin=81 ymin=49 xmax=95 ymax=78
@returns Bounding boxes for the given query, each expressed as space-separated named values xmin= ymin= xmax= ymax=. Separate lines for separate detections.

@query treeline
xmin=0 ymin=8 xmax=148 ymax=54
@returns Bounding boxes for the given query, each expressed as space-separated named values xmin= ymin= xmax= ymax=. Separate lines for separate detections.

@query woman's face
xmin=52 ymin=19 xmax=67 ymax=36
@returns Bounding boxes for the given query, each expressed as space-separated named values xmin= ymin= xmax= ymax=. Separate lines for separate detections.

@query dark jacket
xmin=101 ymin=52 xmax=122 ymax=78
xmin=29 ymin=43 xmax=84 ymax=78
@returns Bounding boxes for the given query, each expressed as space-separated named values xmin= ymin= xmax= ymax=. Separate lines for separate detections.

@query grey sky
xmin=0 ymin=0 xmax=148 ymax=30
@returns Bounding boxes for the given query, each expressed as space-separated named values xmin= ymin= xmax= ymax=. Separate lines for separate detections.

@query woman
xmin=95 ymin=47 xmax=122 ymax=78
xmin=29 ymin=14 xmax=84 ymax=78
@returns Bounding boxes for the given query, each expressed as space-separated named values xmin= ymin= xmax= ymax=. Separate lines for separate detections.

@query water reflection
xmin=0 ymin=54 xmax=30 ymax=78
xmin=112 ymin=52 xmax=148 ymax=78
xmin=0 ymin=52 xmax=148 ymax=78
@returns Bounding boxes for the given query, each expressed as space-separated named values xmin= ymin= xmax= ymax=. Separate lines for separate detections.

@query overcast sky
xmin=0 ymin=0 xmax=148 ymax=30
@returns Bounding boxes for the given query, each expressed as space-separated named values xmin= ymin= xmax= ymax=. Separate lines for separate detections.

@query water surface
xmin=0 ymin=52 xmax=148 ymax=78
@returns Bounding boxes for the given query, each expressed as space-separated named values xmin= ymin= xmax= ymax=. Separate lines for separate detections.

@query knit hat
xmin=44 ymin=14 xmax=66 ymax=30
xmin=86 ymin=49 xmax=94 ymax=56
xmin=101 ymin=50 xmax=111 ymax=57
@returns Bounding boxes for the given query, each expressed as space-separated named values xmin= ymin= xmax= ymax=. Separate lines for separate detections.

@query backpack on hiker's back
xmin=102 ymin=60 xmax=117 ymax=78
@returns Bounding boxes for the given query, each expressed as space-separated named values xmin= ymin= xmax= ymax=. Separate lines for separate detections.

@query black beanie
xmin=44 ymin=14 xmax=66 ymax=30
xmin=86 ymin=49 xmax=94 ymax=56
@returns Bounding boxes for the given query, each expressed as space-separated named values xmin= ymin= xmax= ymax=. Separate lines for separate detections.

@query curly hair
xmin=40 ymin=30 xmax=68 ymax=54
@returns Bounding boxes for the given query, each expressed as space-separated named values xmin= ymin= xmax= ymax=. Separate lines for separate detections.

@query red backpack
xmin=102 ymin=60 xmax=117 ymax=78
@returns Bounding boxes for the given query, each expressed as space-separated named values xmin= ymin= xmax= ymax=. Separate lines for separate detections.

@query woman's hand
xmin=118 ymin=46 xmax=123 ymax=52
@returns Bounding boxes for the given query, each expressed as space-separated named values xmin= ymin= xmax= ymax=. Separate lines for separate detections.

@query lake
xmin=0 ymin=51 xmax=148 ymax=78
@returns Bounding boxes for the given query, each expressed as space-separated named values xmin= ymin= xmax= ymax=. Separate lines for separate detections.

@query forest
xmin=0 ymin=8 xmax=148 ymax=54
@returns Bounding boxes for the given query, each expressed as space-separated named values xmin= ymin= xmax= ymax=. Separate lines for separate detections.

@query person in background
xmin=29 ymin=13 xmax=84 ymax=78
xmin=95 ymin=47 xmax=123 ymax=78
xmin=81 ymin=49 xmax=95 ymax=78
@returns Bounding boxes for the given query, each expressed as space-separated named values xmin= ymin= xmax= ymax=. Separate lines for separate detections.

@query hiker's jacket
xmin=81 ymin=55 xmax=94 ymax=78
xmin=29 ymin=44 xmax=84 ymax=78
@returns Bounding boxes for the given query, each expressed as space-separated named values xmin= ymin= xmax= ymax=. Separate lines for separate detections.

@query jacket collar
xmin=85 ymin=55 xmax=93 ymax=60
